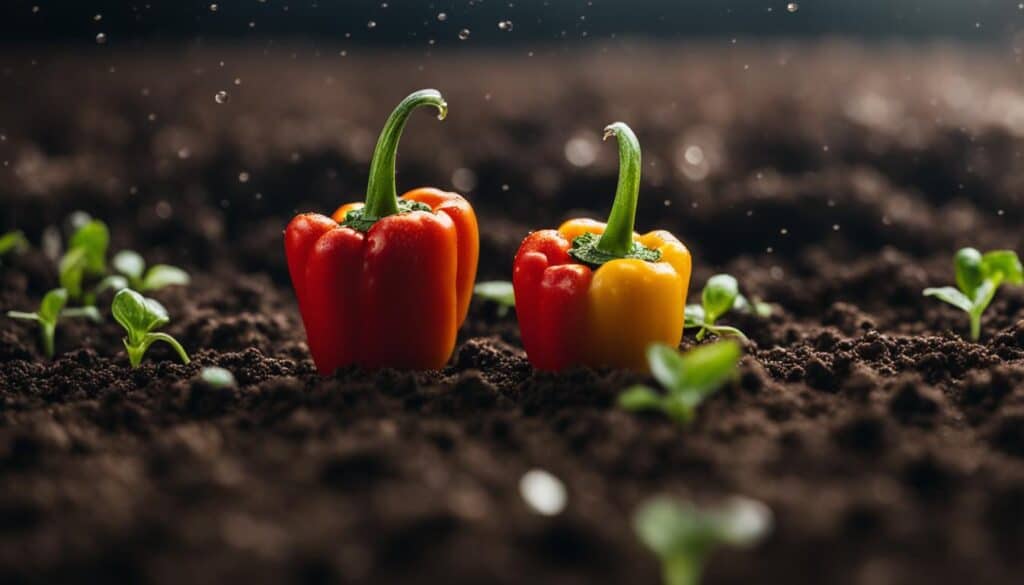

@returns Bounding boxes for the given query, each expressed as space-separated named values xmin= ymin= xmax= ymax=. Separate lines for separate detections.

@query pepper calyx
xmin=568 ymin=231 xmax=661 ymax=268
xmin=340 ymin=199 xmax=432 ymax=232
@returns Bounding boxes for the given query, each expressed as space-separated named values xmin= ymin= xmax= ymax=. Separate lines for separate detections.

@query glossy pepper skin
xmin=284 ymin=90 xmax=479 ymax=374
xmin=513 ymin=124 xmax=691 ymax=372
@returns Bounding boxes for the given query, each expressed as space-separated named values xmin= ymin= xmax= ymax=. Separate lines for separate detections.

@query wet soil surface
xmin=2 ymin=45 xmax=1024 ymax=584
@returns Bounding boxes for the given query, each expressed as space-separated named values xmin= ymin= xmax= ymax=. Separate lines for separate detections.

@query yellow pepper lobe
xmin=584 ymin=258 xmax=686 ymax=372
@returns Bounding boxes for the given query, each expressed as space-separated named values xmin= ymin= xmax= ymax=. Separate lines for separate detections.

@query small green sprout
xmin=199 ymin=366 xmax=236 ymax=388
xmin=113 ymin=250 xmax=190 ymax=292
xmin=59 ymin=218 xmax=110 ymax=302
xmin=635 ymin=495 xmax=772 ymax=585
xmin=473 ymin=280 xmax=516 ymax=316
xmin=0 ymin=230 xmax=28 ymax=258
xmin=619 ymin=340 xmax=741 ymax=425
xmin=6 ymin=288 xmax=101 ymax=358
xmin=924 ymin=247 xmax=1023 ymax=341
xmin=684 ymin=274 xmax=768 ymax=341
xmin=112 ymin=288 xmax=190 ymax=368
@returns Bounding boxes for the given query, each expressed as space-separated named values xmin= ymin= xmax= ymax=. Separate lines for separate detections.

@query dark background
xmin=1 ymin=0 xmax=1018 ymax=46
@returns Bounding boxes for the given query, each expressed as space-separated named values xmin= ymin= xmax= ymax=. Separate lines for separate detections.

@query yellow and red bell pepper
xmin=513 ymin=123 xmax=691 ymax=372
xmin=284 ymin=90 xmax=479 ymax=374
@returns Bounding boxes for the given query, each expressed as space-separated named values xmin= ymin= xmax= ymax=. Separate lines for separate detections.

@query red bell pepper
xmin=284 ymin=90 xmax=479 ymax=374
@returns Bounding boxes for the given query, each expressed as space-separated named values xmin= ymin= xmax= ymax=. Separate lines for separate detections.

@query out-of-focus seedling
xmin=635 ymin=495 xmax=772 ymax=585
xmin=618 ymin=340 xmax=741 ymax=425
xmin=112 ymin=288 xmax=190 ymax=368
xmin=473 ymin=281 xmax=515 ymax=316
xmin=113 ymin=250 xmax=190 ymax=293
xmin=924 ymin=247 xmax=1023 ymax=341
xmin=199 ymin=366 xmax=236 ymax=388
xmin=0 ymin=230 xmax=28 ymax=258
xmin=59 ymin=218 xmax=110 ymax=302
xmin=6 ymin=288 xmax=100 ymax=358
xmin=684 ymin=274 xmax=768 ymax=341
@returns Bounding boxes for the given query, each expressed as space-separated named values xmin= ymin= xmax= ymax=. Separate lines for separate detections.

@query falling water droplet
xmin=93 ymin=14 xmax=102 ymax=21
xmin=437 ymin=12 xmax=448 ymax=21
xmin=519 ymin=470 xmax=567 ymax=516
xmin=214 ymin=90 xmax=229 ymax=104
xmin=564 ymin=133 xmax=599 ymax=167
xmin=458 ymin=28 xmax=471 ymax=40
xmin=498 ymin=20 xmax=513 ymax=31
xmin=786 ymin=2 xmax=799 ymax=12
xmin=209 ymin=3 xmax=219 ymax=12
xmin=367 ymin=20 xmax=376 ymax=29
xmin=95 ymin=32 xmax=107 ymax=44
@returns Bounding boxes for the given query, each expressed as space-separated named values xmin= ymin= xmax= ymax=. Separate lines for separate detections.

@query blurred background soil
xmin=2 ymin=45 xmax=1024 ymax=584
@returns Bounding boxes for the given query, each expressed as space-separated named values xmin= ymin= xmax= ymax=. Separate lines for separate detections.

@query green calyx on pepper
xmin=567 ymin=123 xmax=662 ymax=268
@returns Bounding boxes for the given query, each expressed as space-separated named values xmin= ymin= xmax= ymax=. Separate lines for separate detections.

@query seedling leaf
xmin=618 ymin=385 xmax=663 ymax=410
xmin=734 ymin=294 xmax=772 ymax=317
xmin=704 ymin=325 xmax=748 ymax=342
xmin=142 ymin=265 xmax=191 ymax=291
xmin=95 ymin=275 xmax=130 ymax=295
xmin=923 ymin=287 xmax=973 ymax=313
xmin=954 ymin=247 xmax=983 ymax=294
xmin=112 ymin=288 xmax=188 ymax=367
xmin=5 ymin=288 xmax=93 ymax=358
xmin=701 ymin=274 xmax=738 ymax=323
xmin=981 ymin=250 xmax=1023 ymax=285
xmin=113 ymin=288 xmax=169 ymax=343
xmin=647 ymin=343 xmax=687 ymax=393
xmin=58 ymin=247 xmax=88 ymax=300
xmin=925 ymin=248 xmax=1023 ymax=341
xmin=0 ymin=230 xmax=28 ymax=256
xmin=619 ymin=341 xmax=742 ymax=426
xmin=113 ymin=250 xmax=146 ymax=280
xmin=686 ymin=274 xmax=765 ymax=341
xmin=684 ymin=304 xmax=705 ymax=328
xmin=39 ymin=289 xmax=68 ymax=323
xmin=61 ymin=306 xmax=102 ymax=323
xmin=474 ymin=281 xmax=515 ymax=316
xmin=69 ymin=219 xmax=109 ymax=275
xmin=635 ymin=495 xmax=772 ymax=585
xmin=676 ymin=341 xmax=742 ymax=396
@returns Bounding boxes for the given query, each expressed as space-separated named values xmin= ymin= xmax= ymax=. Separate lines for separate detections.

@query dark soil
xmin=3 ymin=44 xmax=1024 ymax=584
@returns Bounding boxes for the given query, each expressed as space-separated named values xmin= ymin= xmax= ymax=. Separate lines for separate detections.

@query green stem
xmin=663 ymin=556 xmax=702 ymax=585
xmin=125 ymin=340 xmax=144 ymax=368
xmin=596 ymin=122 xmax=642 ymax=257
xmin=969 ymin=276 xmax=1001 ymax=342
xmin=41 ymin=322 xmax=55 ymax=359
xmin=147 ymin=332 xmax=191 ymax=365
xmin=363 ymin=89 xmax=448 ymax=219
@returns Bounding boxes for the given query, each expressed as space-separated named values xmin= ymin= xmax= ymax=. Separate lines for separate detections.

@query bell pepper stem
xmin=363 ymin=89 xmax=448 ymax=219
xmin=596 ymin=122 xmax=642 ymax=257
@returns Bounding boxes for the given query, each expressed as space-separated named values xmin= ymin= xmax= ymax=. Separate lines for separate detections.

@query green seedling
xmin=112 ymin=288 xmax=190 ymax=368
xmin=112 ymin=250 xmax=190 ymax=293
xmin=619 ymin=340 xmax=741 ymax=425
xmin=684 ymin=274 xmax=768 ymax=341
xmin=474 ymin=280 xmax=516 ymax=316
xmin=6 ymin=288 xmax=101 ymax=358
xmin=0 ymin=230 xmax=28 ymax=258
xmin=635 ymin=495 xmax=772 ymax=585
xmin=58 ymin=218 xmax=110 ymax=302
xmin=924 ymin=247 xmax=1023 ymax=341
xmin=199 ymin=366 xmax=236 ymax=388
